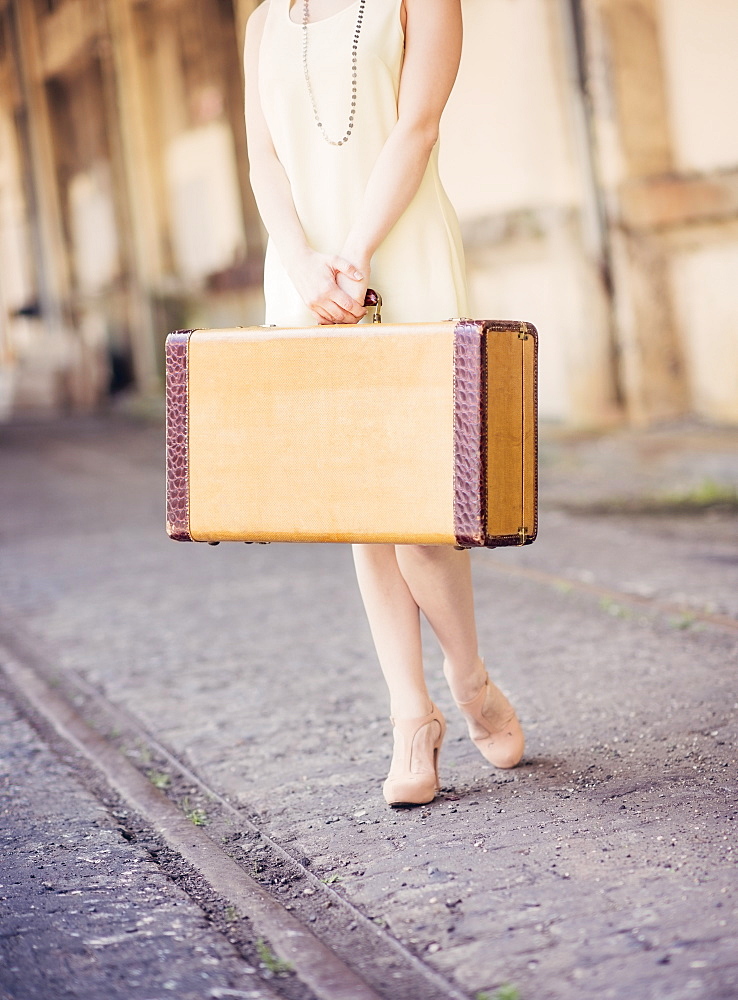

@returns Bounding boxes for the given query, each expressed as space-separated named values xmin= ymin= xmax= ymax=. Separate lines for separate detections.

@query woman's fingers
xmin=331 ymin=256 xmax=364 ymax=281
xmin=309 ymin=285 xmax=365 ymax=324
xmin=325 ymin=306 xmax=362 ymax=325
xmin=335 ymin=270 xmax=369 ymax=323
xmin=311 ymin=306 xmax=333 ymax=325
xmin=312 ymin=302 xmax=353 ymax=325
xmin=333 ymin=259 xmax=369 ymax=319
xmin=335 ymin=290 xmax=367 ymax=322
xmin=309 ymin=296 xmax=355 ymax=325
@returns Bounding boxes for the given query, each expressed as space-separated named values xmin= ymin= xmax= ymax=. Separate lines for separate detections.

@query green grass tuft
xmin=180 ymin=796 xmax=208 ymax=826
xmin=477 ymin=986 xmax=521 ymax=1000
xmin=146 ymin=770 xmax=171 ymax=790
xmin=256 ymin=939 xmax=292 ymax=974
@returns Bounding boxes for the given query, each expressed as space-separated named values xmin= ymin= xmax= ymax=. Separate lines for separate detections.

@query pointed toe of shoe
xmin=473 ymin=713 xmax=525 ymax=769
xmin=382 ymin=774 xmax=438 ymax=807
xmin=453 ymin=674 xmax=525 ymax=770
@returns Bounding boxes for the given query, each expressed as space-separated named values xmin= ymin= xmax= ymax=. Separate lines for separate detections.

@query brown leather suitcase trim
xmin=519 ymin=320 xmax=539 ymax=545
xmin=453 ymin=321 xmax=485 ymax=547
xmin=483 ymin=321 xmax=539 ymax=548
xmin=165 ymin=330 xmax=193 ymax=541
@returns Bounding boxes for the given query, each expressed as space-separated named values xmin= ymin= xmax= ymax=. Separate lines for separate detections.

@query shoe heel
xmin=382 ymin=703 xmax=446 ymax=807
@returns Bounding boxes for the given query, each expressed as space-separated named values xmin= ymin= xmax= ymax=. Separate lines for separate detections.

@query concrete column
xmin=223 ymin=0 xmax=265 ymax=278
xmin=11 ymin=0 xmax=72 ymax=345
xmin=101 ymin=0 xmax=163 ymax=395
xmin=555 ymin=0 xmax=624 ymax=423
xmin=583 ymin=0 xmax=690 ymax=424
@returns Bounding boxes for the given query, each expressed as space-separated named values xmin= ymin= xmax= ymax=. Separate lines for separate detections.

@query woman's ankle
xmin=442 ymin=655 xmax=487 ymax=704
xmin=389 ymin=694 xmax=434 ymax=720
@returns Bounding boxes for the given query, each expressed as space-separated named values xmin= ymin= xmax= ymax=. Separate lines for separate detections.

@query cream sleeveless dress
xmin=258 ymin=0 xmax=468 ymax=326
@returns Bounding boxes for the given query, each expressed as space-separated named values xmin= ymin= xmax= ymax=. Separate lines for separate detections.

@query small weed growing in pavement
xmin=477 ymin=987 xmax=520 ymax=1000
xmin=661 ymin=478 xmax=738 ymax=511
xmin=670 ymin=612 xmax=696 ymax=630
xmin=146 ymin=770 xmax=171 ymax=790
xmin=320 ymin=873 xmax=343 ymax=884
xmin=599 ymin=596 xmax=630 ymax=618
xmin=136 ymin=742 xmax=152 ymax=765
xmin=256 ymin=939 xmax=292 ymax=974
xmin=224 ymin=905 xmax=238 ymax=923
xmin=181 ymin=797 xmax=208 ymax=826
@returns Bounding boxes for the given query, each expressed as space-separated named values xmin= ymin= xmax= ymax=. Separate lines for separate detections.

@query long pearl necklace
xmin=301 ymin=0 xmax=367 ymax=146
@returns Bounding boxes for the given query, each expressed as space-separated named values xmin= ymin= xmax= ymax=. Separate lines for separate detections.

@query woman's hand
xmin=336 ymin=253 xmax=371 ymax=323
xmin=286 ymin=248 xmax=367 ymax=325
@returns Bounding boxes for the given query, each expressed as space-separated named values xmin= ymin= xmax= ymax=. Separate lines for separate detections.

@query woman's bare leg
xmin=354 ymin=543 xmax=524 ymax=778
xmin=394 ymin=545 xmax=486 ymax=702
xmin=351 ymin=543 xmax=432 ymax=718
xmin=353 ymin=543 xmax=486 ymax=707
xmin=395 ymin=545 xmax=524 ymax=769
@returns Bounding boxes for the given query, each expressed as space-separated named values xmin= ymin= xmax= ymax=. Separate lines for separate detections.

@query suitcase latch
xmin=517 ymin=526 xmax=529 ymax=545
xmin=518 ymin=324 xmax=529 ymax=340
xmin=369 ymin=292 xmax=383 ymax=324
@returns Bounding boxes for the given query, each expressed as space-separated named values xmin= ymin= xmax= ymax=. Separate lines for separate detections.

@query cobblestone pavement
xmin=0 ymin=416 xmax=737 ymax=1000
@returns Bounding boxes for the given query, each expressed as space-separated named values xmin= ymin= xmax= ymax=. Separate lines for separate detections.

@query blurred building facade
xmin=0 ymin=0 xmax=736 ymax=425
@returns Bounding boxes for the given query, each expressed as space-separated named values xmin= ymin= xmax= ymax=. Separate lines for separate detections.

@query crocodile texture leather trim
xmin=453 ymin=321 xmax=486 ymax=547
xmin=166 ymin=331 xmax=193 ymax=541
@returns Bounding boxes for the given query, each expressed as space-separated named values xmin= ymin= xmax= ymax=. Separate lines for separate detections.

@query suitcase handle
xmin=364 ymin=289 xmax=382 ymax=324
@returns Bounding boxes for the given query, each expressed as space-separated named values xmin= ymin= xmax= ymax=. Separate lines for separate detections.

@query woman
xmin=244 ymin=0 xmax=524 ymax=806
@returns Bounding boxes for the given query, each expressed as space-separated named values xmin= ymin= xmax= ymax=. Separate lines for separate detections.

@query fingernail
xmin=354 ymin=271 xmax=363 ymax=279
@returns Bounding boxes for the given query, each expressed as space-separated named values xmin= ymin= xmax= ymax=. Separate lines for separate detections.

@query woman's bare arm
xmin=338 ymin=0 xmax=463 ymax=304
xmin=244 ymin=2 xmax=365 ymax=323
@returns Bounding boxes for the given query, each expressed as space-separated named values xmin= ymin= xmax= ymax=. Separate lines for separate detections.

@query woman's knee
xmin=353 ymin=543 xmax=398 ymax=566
xmin=399 ymin=543 xmax=461 ymax=563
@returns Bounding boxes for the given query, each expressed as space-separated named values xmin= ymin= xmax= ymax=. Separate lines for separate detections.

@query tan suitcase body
xmin=166 ymin=316 xmax=537 ymax=547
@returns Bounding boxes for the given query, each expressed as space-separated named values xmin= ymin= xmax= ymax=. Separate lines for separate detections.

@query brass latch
xmin=364 ymin=290 xmax=382 ymax=324
xmin=517 ymin=526 xmax=529 ymax=545
xmin=518 ymin=323 xmax=529 ymax=340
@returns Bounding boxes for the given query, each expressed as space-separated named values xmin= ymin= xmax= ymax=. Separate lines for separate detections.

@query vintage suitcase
xmin=165 ymin=296 xmax=537 ymax=547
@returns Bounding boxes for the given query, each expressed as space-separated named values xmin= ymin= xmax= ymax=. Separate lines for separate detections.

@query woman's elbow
xmin=399 ymin=118 xmax=440 ymax=154
xmin=420 ymin=121 xmax=440 ymax=151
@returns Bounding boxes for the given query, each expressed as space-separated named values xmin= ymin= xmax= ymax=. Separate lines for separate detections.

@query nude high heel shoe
xmin=382 ymin=704 xmax=446 ymax=807
xmin=446 ymin=663 xmax=525 ymax=769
